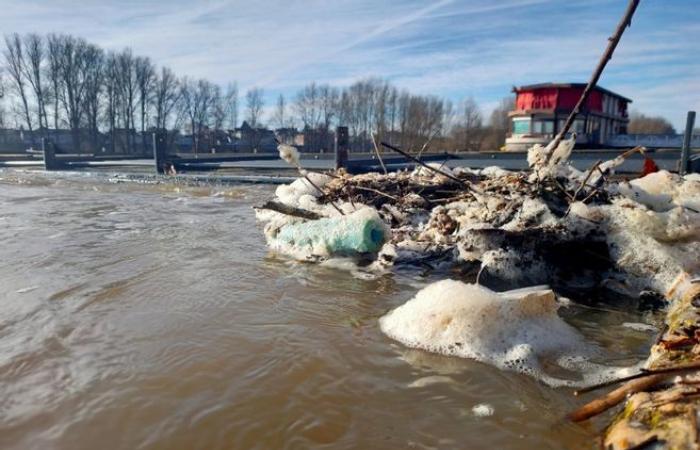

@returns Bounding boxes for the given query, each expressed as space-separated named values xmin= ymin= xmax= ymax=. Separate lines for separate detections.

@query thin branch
xmin=380 ymin=141 xmax=478 ymax=194
xmin=303 ymin=174 xmax=344 ymax=216
xmin=544 ymin=0 xmax=641 ymax=164
xmin=416 ymin=128 xmax=440 ymax=159
xmin=371 ymin=133 xmax=388 ymax=175
xmin=254 ymin=201 xmax=321 ymax=220
xmin=352 ymin=185 xmax=400 ymax=201
xmin=573 ymin=159 xmax=602 ymax=201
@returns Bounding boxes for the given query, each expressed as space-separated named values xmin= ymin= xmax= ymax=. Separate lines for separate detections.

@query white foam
xmin=472 ymin=403 xmax=495 ymax=417
xmin=273 ymin=172 xmax=331 ymax=208
xmin=379 ymin=279 xmax=635 ymax=387
xmin=278 ymin=144 xmax=300 ymax=167
xmin=407 ymin=375 xmax=455 ymax=388
xmin=622 ymin=322 xmax=657 ymax=333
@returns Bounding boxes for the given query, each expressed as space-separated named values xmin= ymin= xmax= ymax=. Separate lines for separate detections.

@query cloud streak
xmin=0 ymin=0 xmax=697 ymax=128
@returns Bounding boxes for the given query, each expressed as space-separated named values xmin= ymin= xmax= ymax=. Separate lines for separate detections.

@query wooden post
xmin=335 ymin=126 xmax=349 ymax=170
xmin=679 ymin=111 xmax=695 ymax=176
xmin=153 ymin=130 xmax=167 ymax=174
xmin=42 ymin=137 xmax=61 ymax=171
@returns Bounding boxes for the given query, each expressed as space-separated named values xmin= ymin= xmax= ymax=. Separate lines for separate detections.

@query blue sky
xmin=2 ymin=0 xmax=698 ymax=128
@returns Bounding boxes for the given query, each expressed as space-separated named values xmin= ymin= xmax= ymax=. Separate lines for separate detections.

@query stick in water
xmin=567 ymin=373 xmax=666 ymax=423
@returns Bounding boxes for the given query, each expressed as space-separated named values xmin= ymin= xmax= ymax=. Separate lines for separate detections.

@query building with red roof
xmin=505 ymin=83 xmax=631 ymax=151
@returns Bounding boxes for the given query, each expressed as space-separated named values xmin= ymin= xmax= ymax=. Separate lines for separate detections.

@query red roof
xmin=512 ymin=83 xmax=632 ymax=103
xmin=512 ymin=83 xmax=631 ymax=116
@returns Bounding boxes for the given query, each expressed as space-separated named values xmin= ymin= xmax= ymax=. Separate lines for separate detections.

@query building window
xmin=512 ymin=117 xmax=531 ymax=134
xmin=532 ymin=120 xmax=554 ymax=134
xmin=557 ymin=119 xmax=586 ymax=135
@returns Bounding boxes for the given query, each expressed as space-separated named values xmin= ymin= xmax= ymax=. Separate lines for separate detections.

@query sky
xmin=1 ymin=0 xmax=698 ymax=129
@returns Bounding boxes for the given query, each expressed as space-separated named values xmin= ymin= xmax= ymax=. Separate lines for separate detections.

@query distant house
xmin=274 ymin=127 xmax=304 ymax=147
xmin=505 ymin=83 xmax=631 ymax=151
xmin=237 ymin=121 xmax=277 ymax=152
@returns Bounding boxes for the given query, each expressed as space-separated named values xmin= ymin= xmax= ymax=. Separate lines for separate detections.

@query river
xmin=0 ymin=168 xmax=662 ymax=449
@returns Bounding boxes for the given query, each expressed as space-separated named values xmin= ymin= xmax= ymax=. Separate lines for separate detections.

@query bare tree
xmin=152 ymin=66 xmax=179 ymax=130
xmin=179 ymin=77 xmax=196 ymax=152
xmin=211 ymin=84 xmax=226 ymax=131
xmin=272 ymin=93 xmax=287 ymax=129
xmin=54 ymin=36 xmax=103 ymax=151
xmin=135 ymin=56 xmax=155 ymax=147
xmin=117 ymin=49 xmax=139 ymax=151
xmin=180 ymin=78 xmax=215 ymax=154
xmin=22 ymin=34 xmax=49 ymax=131
xmin=103 ymin=52 xmax=119 ymax=152
xmin=83 ymin=45 xmax=104 ymax=149
xmin=452 ymin=97 xmax=482 ymax=151
xmin=0 ymin=68 xmax=5 ymax=127
xmin=628 ymin=112 xmax=676 ymax=134
xmin=3 ymin=33 xmax=33 ymax=137
xmin=245 ymin=87 xmax=264 ymax=128
xmin=46 ymin=34 xmax=63 ymax=129
xmin=482 ymin=96 xmax=514 ymax=150
xmin=318 ymin=84 xmax=338 ymax=150
xmin=294 ymin=82 xmax=320 ymax=131
xmin=223 ymin=82 xmax=238 ymax=130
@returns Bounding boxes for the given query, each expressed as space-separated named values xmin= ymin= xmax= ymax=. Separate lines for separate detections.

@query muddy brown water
xmin=0 ymin=169 xmax=662 ymax=450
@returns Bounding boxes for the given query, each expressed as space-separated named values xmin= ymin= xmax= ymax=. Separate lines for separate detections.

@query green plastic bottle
xmin=274 ymin=208 xmax=388 ymax=255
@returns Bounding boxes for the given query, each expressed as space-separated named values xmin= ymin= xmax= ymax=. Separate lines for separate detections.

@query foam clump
xmin=278 ymin=144 xmax=300 ymax=167
xmin=617 ymin=170 xmax=700 ymax=212
xmin=472 ymin=404 xmax=495 ymax=417
xmin=274 ymin=172 xmax=332 ymax=209
xmin=379 ymin=279 xmax=592 ymax=385
xmin=412 ymin=163 xmax=454 ymax=182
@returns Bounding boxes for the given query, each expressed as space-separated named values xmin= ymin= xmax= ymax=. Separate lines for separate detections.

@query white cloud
xmin=0 ymin=0 xmax=697 ymax=128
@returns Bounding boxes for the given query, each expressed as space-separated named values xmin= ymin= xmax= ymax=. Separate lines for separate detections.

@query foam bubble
xmin=472 ymin=403 xmax=495 ymax=417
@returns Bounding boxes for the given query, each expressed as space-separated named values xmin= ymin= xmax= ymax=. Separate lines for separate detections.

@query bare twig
xmin=574 ymin=160 xmax=603 ymax=201
xmin=254 ymin=201 xmax=321 ymax=220
xmin=303 ymin=174 xmax=344 ymax=216
xmin=371 ymin=133 xmax=388 ymax=175
xmin=416 ymin=128 xmax=441 ymax=159
xmin=552 ymin=179 xmax=574 ymax=201
xmin=352 ymin=185 xmax=400 ymax=202
xmin=380 ymin=141 xmax=478 ymax=194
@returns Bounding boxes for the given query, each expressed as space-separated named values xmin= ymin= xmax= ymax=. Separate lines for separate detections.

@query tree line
xmin=0 ymin=33 xmax=244 ymax=153
xmin=2 ymin=32 xmax=682 ymax=155
xmin=0 ymin=32 xmax=518 ymax=153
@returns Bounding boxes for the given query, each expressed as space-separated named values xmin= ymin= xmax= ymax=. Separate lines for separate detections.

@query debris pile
xmin=256 ymin=141 xmax=700 ymax=301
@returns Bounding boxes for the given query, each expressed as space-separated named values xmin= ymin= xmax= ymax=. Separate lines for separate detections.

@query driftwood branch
xmin=567 ymin=373 xmax=666 ymax=422
xmin=575 ymin=360 xmax=700 ymax=397
xmin=544 ymin=0 xmax=640 ymax=163
xmin=255 ymin=201 xmax=321 ymax=220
